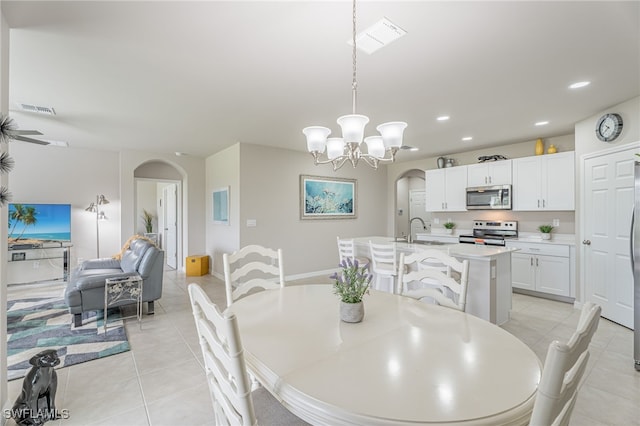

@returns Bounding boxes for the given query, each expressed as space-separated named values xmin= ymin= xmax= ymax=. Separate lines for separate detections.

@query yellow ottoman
xmin=186 ymin=255 xmax=209 ymax=276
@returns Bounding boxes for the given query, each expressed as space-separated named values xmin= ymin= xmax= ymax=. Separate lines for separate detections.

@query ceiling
xmin=2 ymin=1 xmax=639 ymax=161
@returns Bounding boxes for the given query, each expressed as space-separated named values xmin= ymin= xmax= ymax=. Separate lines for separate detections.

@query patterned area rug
xmin=7 ymin=296 xmax=131 ymax=381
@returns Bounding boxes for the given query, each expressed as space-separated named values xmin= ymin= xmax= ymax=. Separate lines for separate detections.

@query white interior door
xmin=163 ymin=184 xmax=178 ymax=269
xmin=583 ymin=145 xmax=636 ymax=328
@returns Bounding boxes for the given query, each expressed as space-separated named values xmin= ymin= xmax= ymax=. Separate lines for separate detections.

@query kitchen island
xmin=352 ymin=237 xmax=516 ymax=325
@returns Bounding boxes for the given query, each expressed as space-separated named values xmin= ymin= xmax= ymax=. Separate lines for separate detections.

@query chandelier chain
xmin=351 ymin=0 xmax=357 ymax=115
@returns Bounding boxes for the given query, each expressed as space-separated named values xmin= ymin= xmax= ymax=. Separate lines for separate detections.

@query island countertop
xmin=351 ymin=236 xmax=515 ymax=324
xmin=353 ymin=236 xmax=517 ymax=259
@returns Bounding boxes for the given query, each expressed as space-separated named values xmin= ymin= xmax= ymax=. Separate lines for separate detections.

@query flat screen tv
xmin=8 ymin=203 xmax=71 ymax=243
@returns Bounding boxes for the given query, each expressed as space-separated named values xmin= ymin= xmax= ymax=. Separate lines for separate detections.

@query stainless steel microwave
xmin=466 ymin=185 xmax=512 ymax=210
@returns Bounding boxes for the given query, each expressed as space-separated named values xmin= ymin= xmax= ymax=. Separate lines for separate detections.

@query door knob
xmin=582 ymin=240 xmax=591 ymax=245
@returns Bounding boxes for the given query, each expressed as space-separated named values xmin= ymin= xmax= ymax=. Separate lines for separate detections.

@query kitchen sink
xmin=412 ymin=240 xmax=448 ymax=245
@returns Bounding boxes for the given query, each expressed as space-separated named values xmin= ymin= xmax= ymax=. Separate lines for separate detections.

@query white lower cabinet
xmin=507 ymin=241 xmax=572 ymax=298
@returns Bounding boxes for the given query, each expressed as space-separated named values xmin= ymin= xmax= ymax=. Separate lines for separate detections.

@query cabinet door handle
xmin=485 ymin=176 xmax=488 ymax=184
xmin=543 ymin=199 xmax=546 ymax=208
xmin=582 ymin=240 xmax=591 ymax=245
xmin=536 ymin=257 xmax=539 ymax=267
xmin=537 ymin=199 xmax=540 ymax=208
xmin=530 ymin=257 xmax=533 ymax=266
xmin=489 ymin=176 xmax=492 ymax=184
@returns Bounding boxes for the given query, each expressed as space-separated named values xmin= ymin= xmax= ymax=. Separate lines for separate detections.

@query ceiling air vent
xmin=18 ymin=103 xmax=56 ymax=115
xmin=348 ymin=17 xmax=407 ymax=55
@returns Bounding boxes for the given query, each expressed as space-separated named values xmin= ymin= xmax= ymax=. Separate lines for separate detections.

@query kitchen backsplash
xmin=429 ymin=210 xmax=575 ymax=234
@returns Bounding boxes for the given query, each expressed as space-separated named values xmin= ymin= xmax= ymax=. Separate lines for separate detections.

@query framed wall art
xmin=300 ymin=175 xmax=357 ymax=220
xmin=212 ymin=187 xmax=229 ymax=225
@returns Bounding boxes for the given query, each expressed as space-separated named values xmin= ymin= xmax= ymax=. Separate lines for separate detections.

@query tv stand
xmin=7 ymin=242 xmax=72 ymax=285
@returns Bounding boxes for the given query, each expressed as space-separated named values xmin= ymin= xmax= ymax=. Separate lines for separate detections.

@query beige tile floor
xmin=6 ymin=270 xmax=640 ymax=426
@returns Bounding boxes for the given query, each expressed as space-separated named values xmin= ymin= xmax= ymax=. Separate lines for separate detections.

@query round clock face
xmin=596 ymin=113 xmax=623 ymax=142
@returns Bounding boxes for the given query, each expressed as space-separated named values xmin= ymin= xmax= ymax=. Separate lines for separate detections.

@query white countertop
xmin=353 ymin=236 xmax=516 ymax=258
xmin=415 ymin=232 xmax=577 ymax=246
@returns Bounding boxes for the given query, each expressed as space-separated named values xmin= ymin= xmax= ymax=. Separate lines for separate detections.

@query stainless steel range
xmin=459 ymin=220 xmax=518 ymax=246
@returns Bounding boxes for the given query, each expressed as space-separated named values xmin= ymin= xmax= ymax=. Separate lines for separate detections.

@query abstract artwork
xmin=300 ymin=175 xmax=357 ymax=220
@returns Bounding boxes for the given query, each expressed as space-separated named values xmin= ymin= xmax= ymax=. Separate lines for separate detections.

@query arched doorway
xmin=134 ymin=161 xmax=183 ymax=270
xmin=395 ymin=169 xmax=430 ymax=241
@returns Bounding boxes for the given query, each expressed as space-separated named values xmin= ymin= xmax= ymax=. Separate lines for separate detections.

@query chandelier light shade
xmin=364 ymin=136 xmax=385 ymax=159
xmin=303 ymin=126 xmax=332 ymax=153
xmin=337 ymin=114 xmax=369 ymax=144
xmin=302 ymin=0 xmax=407 ymax=171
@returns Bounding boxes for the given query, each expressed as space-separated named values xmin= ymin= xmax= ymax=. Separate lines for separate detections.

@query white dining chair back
xmin=223 ymin=244 xmax=284 ymax=308
xmin=530 ymin=302 xmax=601 ymax=426
xmin=337 ymin=236 xmax=370 ymax=267
xmin=368 ymin=241 xmax=399 ymax=293
xmin=398 ymin=250 xmax=469 ymax=311
xmin=188 ymin=283 xmax=256 ymax=425
xmin=188 ymin=283 xmax=309 ymax=426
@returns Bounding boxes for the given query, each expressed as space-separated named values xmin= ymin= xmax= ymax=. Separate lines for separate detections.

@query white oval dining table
xmin=228 ymin=284 xmax=542 ymax=426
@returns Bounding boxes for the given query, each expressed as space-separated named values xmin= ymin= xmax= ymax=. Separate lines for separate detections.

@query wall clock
xmin=595 ymin=113 xmax=623 ymax=142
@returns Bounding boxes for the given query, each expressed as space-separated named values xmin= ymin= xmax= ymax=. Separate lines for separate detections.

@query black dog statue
xmin=12 ymin=349 xmax=60 ymax=426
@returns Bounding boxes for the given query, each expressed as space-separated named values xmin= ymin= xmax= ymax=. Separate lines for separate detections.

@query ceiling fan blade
xmin=14 ymin=135 xmax=50 ymax=145
xmin=12 ymin=130 xmax=43 ymax=136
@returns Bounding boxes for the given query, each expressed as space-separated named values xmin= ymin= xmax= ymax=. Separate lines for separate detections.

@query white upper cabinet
xmin=425 ymin=166 xmax=468 ymax=212
xmin=467 ymin=160 xmax=512 ymax=187
xmin=512 ymin=151 xmax=575 ymax=211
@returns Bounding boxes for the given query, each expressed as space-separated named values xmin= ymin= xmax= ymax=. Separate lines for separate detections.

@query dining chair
xmin=397 ymin=250 xmax=469 ymax=311
xmin=223 ymin=244 xmax=284 ymax=308
xmin=368 ymin=240 xmax=399 ymax=293
xmin=337 ymin=236 xmax=370 ymax=267
xmin=529 ymin=302 xmax=601 ymax=426
xmin=188 ymin=284 xmax=308 ymax=426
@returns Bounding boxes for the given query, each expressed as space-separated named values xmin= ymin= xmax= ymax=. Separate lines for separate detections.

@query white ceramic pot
xmin=445 ymin=229 xmax=453 ymax=234
xmin=340 ymin=301 xmax=364 ymax=323
xmin=541 ymin=233 xmax=551 ymax=240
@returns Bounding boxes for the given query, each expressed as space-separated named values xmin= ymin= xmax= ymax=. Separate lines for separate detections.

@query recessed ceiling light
xmin=569 ymin=81 xmax=590 ymax=89
xmin=175 ymin=152 xmax=187 ymax=156
xmin=535 ymin=121 xmax=549 ymax=126
xmin=462 ymin=136 xmax=473 ymax=141
xmin=437 ymin=116 xmax=450 ymax=121
xmin=408 ymin=147 xmax=419 ymax=152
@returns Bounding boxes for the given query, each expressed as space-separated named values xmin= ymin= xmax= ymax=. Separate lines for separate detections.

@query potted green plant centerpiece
xmin=539 ymin=224 xmax=553 ymax=240
xmin=443 ymin=222 xmax=456 ymax=234
xmin=330 ymin=258 xmax=372 ymax=323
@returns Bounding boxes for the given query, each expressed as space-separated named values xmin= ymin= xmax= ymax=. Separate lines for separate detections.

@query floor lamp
xmin=85 ymin=194 xmax=109 ymax=258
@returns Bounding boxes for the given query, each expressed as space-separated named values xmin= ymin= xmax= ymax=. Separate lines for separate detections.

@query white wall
xmin=5 ymin=146 xmax=207 ymax=271
xmin=8 ymin=143 xmax=120 ymax=265
xmin=119 ymin=150 xmax=206 ymax=270
xmin=205 ymin=144 xmax=240 ymax=276
xmin=205 ymin=143 xmax=388 ymax=278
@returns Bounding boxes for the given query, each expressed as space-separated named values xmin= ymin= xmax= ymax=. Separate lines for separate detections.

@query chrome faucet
xmin=408 ymin=217 xmax=427 ymax=243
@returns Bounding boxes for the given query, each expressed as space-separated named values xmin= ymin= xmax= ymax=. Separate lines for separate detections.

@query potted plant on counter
xmin=443 ymin=222 xmax=456 ymax=234
xmin=539 ymin=224 xmax=553 ymax=240
xmin=330 ymin=258 xmax=372 ymax=323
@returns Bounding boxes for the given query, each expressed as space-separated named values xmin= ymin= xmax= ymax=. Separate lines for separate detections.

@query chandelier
xmin=302 ymin=0 xmax=407 ymax=171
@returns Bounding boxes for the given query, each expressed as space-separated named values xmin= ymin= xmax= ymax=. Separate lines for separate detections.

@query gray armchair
xmin=65 ymin=238 xmax=164 ymax=327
